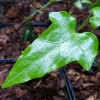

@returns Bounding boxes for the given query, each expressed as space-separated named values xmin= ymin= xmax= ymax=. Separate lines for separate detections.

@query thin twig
xmin=64 ymin=0 xmax=69 ymax=12
xmin=77 ymin=14 xmax=91 ymax=32
xmin=18 ymin=0 xmax=54 ymax=30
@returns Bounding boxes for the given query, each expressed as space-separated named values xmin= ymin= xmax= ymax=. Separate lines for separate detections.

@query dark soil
xmin=0 ymin=0 xmax=100 ymax=100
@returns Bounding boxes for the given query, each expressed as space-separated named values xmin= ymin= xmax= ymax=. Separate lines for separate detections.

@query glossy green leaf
xmin=90 ymin=7 xmax=100 ymax=29
xmin=2 ymin=11 xmax=98 ymax=88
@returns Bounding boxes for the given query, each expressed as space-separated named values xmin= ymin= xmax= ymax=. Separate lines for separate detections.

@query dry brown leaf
xmin=67 ymin=69 xmax=80 ymax=83
xmin=51 ymin=72 xmax=58 ymax=78
xmin=86 ymin=94 xmax=97 ymax=100
xmin=90 ymin=76 xmax=98 ymax=82
xmin=0 ymin=69 xmax=8 ymax=86
xmin=59 ymin=80 xmax=65 ymax=89
xmin=0 ymin=35 xmax=8 ymax=44
xmin=58 ymin=90 xmax=65 ymax=96
xmin=0 ymin=72 xmax=4 ymax=86
xmin=82 ymin=83 xmax=94 ymax=88
xmin=5 ymin=4 xmax=23 ymax=18
xmin=35 ymin=3 xmax=43 ymax=9
xmin=96 ymin=72 xmax=100 ymax=82
xmin=53 ymin=96 xmax=62 ymax=100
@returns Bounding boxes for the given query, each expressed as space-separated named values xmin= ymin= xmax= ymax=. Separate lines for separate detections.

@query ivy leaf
xmin=74 ymin=0 xmax=92 ymax=10
xmin=90 ymin=7 xmax=100 ymax=29
xmin=74 ymin=0 xmax=83 ymax=10
xmin=89 ymin=0 xmax=100 ymax=9
xmin=82 ymin=0 xmax=92 ymax=4
xmin=2 ymin=11 xmax=98 ymax=88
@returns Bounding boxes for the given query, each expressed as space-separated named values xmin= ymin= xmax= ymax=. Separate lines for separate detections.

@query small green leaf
xmin=2 ymin=11 xmax=98 ymax=88
xmin=92 ymin=58 xmax=99 ymax=67
xmin=50 ymin=0 xmax=62 ymax=2
xmin=82 ymin=0 xmax=92 ymax=4
xmin=74 ymin=0 xmax=92 ymax=10
xmin=22 ymin=29 xmax=31 ymax=41
xmin=22 ymin=22 xmax=37 ymax=42
xmin=74 ymin=0 xmax=83 ymax=10
xmin=90 ymin=0 xmax=100 ymax=8
xmin=90 ymin=7 xmax=100 ymax=29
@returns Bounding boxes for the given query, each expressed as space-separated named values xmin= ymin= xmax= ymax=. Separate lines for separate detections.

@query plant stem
xmin=18 ymin=0 xmax=54 ymax=29
xmin=31 ymin=0 xmax=37 ymax=9
xmin=64 ymin=0 xmax=69 ymax=12
xmin=77 ymin=14 xmax=91 ymax=31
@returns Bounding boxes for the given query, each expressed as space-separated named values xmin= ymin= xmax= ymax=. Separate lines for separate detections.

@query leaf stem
xmin=18 ymin=0 xmax=54 ymax=30
xmin=31 ymin=0 xmax=37 ymax=9
xmin=77 ymin=14 xmax=91 ymax=31
xmin=64 ymin=0 xmax=69 ymax=12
